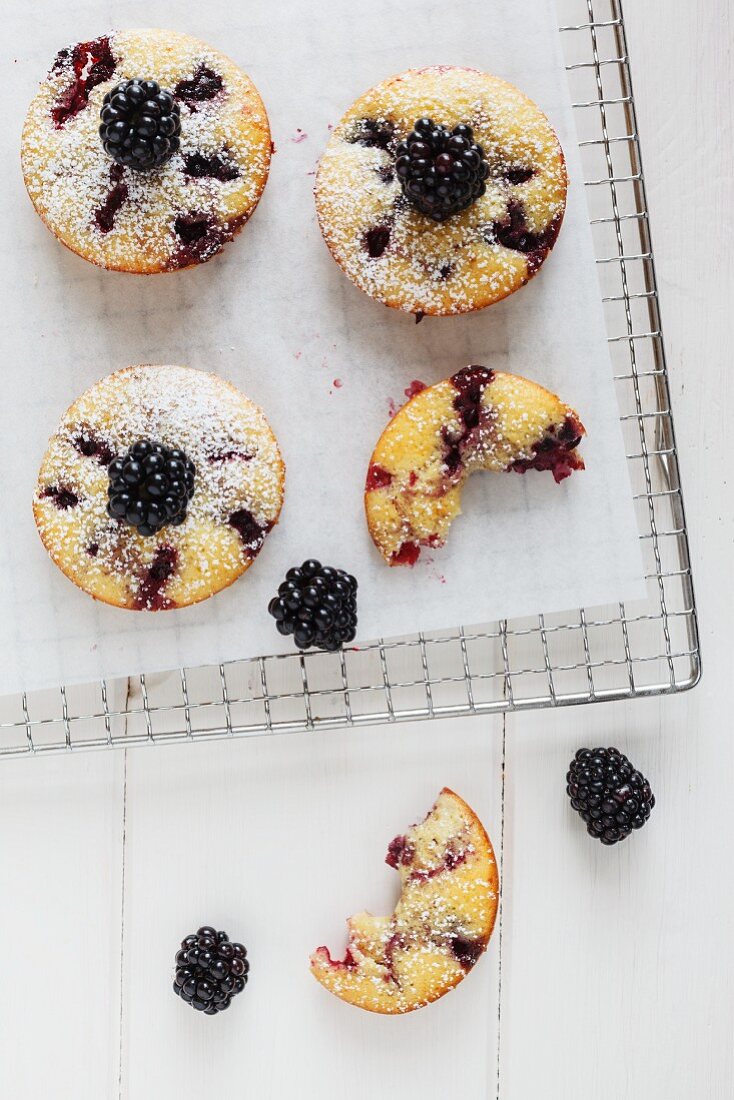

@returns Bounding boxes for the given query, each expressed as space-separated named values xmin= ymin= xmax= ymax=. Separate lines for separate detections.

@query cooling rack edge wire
xmin=0 ymin=0 xmax=700 ymax=758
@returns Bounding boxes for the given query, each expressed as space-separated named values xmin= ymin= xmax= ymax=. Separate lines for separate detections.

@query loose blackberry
xmin=107 ymin=440 xmax=196 ymax=537
xmin=173 ymin=926 xmax=249 ymax=1015
xmin=395 ymin=118 xmax=490 ymax=221
xmin=566 ymin=747 xmax=655 ymax=845
xmin=99 ymin=79 xmax=181 ymax=170
xmin=268 ymin=560 xmax=358 ymax=651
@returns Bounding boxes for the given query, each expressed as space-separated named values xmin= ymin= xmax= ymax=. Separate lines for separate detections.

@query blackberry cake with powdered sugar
xmin=315 ymin=66 xmax=567 ymax=316
xmin=33 ymin=366 xmax=285 ymax=610
xmin=365 ymin=367 xmax=585 ymax=565
xmin=311 ymin=789 xmax=498 ymax=1014
xmin=21 ymin=30 xmax=271 ymax=272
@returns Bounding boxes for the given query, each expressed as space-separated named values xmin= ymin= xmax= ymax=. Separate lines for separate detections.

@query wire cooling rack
xmin=0 ymin=0 xmax=700 ymax=758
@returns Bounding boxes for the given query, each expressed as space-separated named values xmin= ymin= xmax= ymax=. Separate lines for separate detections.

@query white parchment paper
xmin=0 ymin=0 xmax=645 ymax=696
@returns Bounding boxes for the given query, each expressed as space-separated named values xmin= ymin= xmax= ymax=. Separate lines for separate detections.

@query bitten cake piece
xmin=365 ymin=366 xmax=585 ymax=566
xmin=33 ymin=365 xmax=284 ymax=610
xmin=21 ymin=29 xmax=271 ymax=272
xmin=311 ymin=788 xmax=498 ymax=1014
xmin=315 ymin=66 xmax=567 ymax=316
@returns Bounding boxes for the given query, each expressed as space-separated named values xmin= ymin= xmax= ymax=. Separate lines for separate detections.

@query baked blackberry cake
xmin=33 ymin=365 xmax=285 ymax=610
xmin=311 ymin=788 xmax=498 ymax=1014
xmin=366 ymin=367 xmax=585 ymax=565
xmin=21 ymin=30 xmax=271 ymax=272
xmin=315 ymin=66 xmax=567 ymax=316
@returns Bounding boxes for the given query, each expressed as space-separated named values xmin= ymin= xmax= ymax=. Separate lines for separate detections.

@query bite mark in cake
xmin=310 ymin=788 xmax=498 ymax=1014
xmin=365 ymin=366 xmax=586 ymax=565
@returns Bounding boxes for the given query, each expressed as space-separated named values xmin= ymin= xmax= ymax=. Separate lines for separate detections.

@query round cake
xmin=315 ymin=66 xmax=567 ymax=316
xmin=21 ymin=30 xmax=272 ymax=273
xmin=33 ymin=365 xmax=285 ymax=610
xmin=311 ymin=788 xmax=498 ymax=1014
xmin=365 ymin=366 xmax=585 ymax=565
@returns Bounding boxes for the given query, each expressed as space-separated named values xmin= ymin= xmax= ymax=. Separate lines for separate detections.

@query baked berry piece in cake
xmin=315 ymin=66 xmax=567 ymax=316
xmin=365 ymin=366 xmax=585 ymax=566
xmin=33 ymin=365 xmax=285 ymax=610
xmin=311 ymin=788 xmax=498 ymax=1014
xmin=21 ymin=29 xmax=272 ymax=272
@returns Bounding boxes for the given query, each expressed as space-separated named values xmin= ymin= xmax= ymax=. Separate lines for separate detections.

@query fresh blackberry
xmin=395 ymin=118 xmax=490 ymax=221
xmin=107 ymin=440 xmax=196 ymax=537
xmin=99 ymin=78 xmax=181 ymax=170
xmin=173 ymin=926 xmax=249 ymax=1015
xmin=268 ymin=559 xmax=358 ymax=651
xmin=566 ymin=747 xmax=655 ymax=845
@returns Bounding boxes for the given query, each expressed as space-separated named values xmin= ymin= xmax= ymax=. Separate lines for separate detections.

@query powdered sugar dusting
xmin=33 ymin=365 xmax=285 ymax=610
xmin=366 ymin=367 xmax=585 ymax=564
xmin=21 ymin=29 xmax=272 ymax=273
xmin=315 ymin=66 xmax=567 ymax=316
xmin=310 ymin=788 xmax=498 ymax=1014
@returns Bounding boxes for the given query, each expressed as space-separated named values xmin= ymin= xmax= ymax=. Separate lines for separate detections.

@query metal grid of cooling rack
xmin=0 ymin=0 xmax=700 ymax=758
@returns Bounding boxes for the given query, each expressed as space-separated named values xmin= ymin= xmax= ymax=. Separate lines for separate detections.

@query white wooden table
xmin=1 ymin=3 xmax=731 ymax=1096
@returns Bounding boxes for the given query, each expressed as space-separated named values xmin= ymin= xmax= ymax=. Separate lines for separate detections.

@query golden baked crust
xmin=33 ymin=365 xmax=285 ymax=610
xmin=310 ymin=788 xmax=499 ymax=1014
xmin=21 ymin=30 xmax=271 ymax=273
xmin=315 ymin=66 xmax=567 ymax=316
xmin=365 ymin=367 xmax=585 ymax=565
